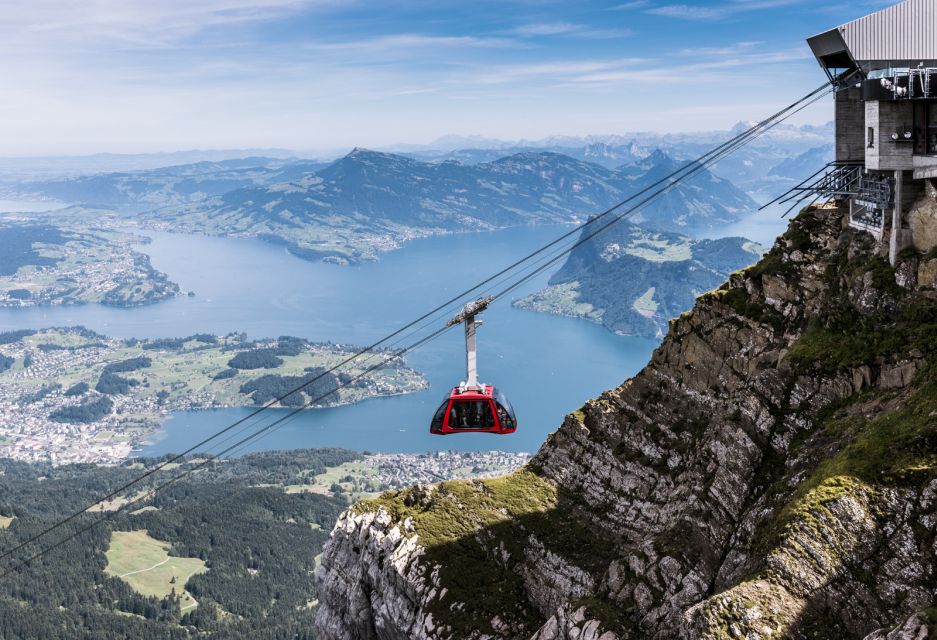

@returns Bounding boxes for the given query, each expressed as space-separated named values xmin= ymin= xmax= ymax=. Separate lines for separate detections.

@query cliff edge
xmin=315 ymin=204 xmax=937 ymax=639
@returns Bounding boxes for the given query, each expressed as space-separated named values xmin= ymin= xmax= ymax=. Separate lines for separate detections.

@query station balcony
xmin=862 ymin=68 xmax=937 ymax=101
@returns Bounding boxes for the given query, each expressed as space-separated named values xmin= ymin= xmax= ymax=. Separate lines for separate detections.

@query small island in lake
xmin=0 ymin=328 xmax=427 ymax=464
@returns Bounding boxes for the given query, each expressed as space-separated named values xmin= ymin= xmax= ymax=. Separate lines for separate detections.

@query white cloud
xmin=511 ymin=22 xmax=583 ymax=36
xmin=647 ymin=0 xmax=812 ymax=20
xmin=508 ymin=21 xmax=631 ymax=39
xmin=679 ymin=41 xmax=763 ymax=56
xmin=0 ymin=0 xmax=831 ymax=155
xmin=610 ymin=1 xmax=650 ymax=9
xmin=646 ymin=5 xmax=726 ymax=20
xmin=473 ymin=59 xmax=649 ymax=85
xmin=0 ymin=0 xmax=345 ymax=48
xmin=306 ymin=33 xmax=518 ymax=55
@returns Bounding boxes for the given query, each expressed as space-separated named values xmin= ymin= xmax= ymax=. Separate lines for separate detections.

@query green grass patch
xmin=310 ymin=460 xmax=376 ymax=487
xmin=713 ymin=286 xmax=784 ymax=331
xmin=785 ymin=222 xmax=937 ymax=375
xmin=357 ymin=470 xmax=614 ymax=637
xmin=764 ymin=368 xmax=937 ymax=552
xmin=787 ymin=318 xmax=937 ymax=375
xmin=130 ymin=506 xmax=159 ymax=515
xmin=105 ymin=530 xmax=206 ymax=609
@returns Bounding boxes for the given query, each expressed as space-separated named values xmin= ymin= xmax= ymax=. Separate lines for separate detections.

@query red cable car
xmin=430 ymin=297 xmax=517 ymax=435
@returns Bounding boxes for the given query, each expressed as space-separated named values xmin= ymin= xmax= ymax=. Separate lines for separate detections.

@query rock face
xmin=909 ymin=179 xmax=937 ymax=253
xmin=315 ymin=205 xmax=937 ymax=639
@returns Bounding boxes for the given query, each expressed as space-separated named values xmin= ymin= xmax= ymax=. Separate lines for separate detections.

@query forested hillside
xmin=0 ymin=449 xmax=357 ymax=639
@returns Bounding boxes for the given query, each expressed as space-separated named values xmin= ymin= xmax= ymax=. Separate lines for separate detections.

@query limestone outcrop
xmin=315 ymin=205 xmax=937 ymax=639
xmin=910 ymin=179 xmax=937 ymax=253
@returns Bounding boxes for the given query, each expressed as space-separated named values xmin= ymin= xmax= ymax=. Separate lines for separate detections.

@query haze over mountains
xmin=396 ymin=123 xmax=834 ymax=195
xmin=7 ymin=147 xmax=758 ymax=264
xmin=0 ymin=122 xmax=831 ymax=184
xmin=0 ymin=122 xmax=834 ymax=268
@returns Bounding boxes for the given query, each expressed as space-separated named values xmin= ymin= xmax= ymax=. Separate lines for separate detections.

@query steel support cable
xmin=482 ymin=88 xmax=835 ymax=305
xmin=200 ymin=86 xmax=835 ymax=462
xmin=0 ymin=324 xmax=453 ymax=580
xmin=2 ymin=84 xmax=831 ymax=573
xmin=0 ymin=82 xmax=832 ymax=571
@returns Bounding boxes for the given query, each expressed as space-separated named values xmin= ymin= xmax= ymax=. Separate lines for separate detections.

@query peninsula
xmin=0 ymin=328 xmax=426 ymax=464
xmin=0 ymin=222 xmax=180 ymax=307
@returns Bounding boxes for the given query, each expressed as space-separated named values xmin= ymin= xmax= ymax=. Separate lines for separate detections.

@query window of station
xmin=929 ymin=103 xmax=937 ymax=154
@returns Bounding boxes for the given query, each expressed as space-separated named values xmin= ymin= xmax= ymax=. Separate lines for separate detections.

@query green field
xmin=105 ymin=530 xmax=206 ymax=610
xmin=514 ymin=281 xmax=604 ymax=323
xmin=273 ymin=460 xmax=382 ymax=502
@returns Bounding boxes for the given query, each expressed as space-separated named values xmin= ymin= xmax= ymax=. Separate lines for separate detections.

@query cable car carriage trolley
xmin=430 ymin=296 xmax=517 ymax=435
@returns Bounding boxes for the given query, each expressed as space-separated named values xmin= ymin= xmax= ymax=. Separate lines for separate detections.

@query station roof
xmin=808 ymin=0 xmax=937 ymax=76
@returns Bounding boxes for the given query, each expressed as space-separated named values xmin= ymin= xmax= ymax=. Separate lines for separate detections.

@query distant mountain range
xmin=10 ymin=148 xmax=757 ymax=264
xmin=148 ymin=148 xmax=755 ymax=262
xmin=10 ymin=158 xmax=328 ymax=213
xmin=768 ymin=144 xmax=835 ymax=181
xmin=393 ymin=123 xmax=834 ymax=199
xmin=389 ymin=122 xmax=833 ymax=155
xmin=515 ymin=220 xmax=764 ymax=338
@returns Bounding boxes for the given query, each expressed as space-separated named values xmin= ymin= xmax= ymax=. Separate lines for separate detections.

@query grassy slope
xmin=354 ymin=469 xmax=615 ymax=637
xmin=105 ymin=530 xmax=207 ymax=610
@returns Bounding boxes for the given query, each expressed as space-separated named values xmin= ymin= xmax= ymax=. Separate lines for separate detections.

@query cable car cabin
xmin=430 ymin=385 xmax=517 ymax=435
xmin=432 ymin=296 xmax=517 ymax=435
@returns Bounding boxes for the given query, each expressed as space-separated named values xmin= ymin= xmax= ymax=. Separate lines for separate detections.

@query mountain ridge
xmin=139 ymin=148 xmax=755 ymax=264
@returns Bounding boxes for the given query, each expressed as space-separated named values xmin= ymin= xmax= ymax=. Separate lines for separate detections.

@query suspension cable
xmin=0 ymin=82 xmax=832 ymax=575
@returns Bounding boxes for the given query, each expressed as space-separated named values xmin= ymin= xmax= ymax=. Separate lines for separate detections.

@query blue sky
xmin=0 ymin=0 xmax=895 ymax=155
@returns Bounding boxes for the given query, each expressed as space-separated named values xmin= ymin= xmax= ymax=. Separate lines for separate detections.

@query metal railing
xmin=761 ymin=162 xmax=894 ymax=223
xmin=761 ymin=162 xmax=864 ymax=216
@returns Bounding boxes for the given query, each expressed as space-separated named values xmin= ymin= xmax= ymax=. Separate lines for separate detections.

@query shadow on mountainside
xmin=322 ymin=205 xmax=937 ymax=640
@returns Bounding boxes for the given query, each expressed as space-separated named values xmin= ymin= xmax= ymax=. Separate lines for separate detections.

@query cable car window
xmin=450 ymin=400 xmax=495 ymax=430
xmin=495 ymin=403 xmax=514 ymax=430
xmin=492 ymin=387 xmax=517 ymax=423
xmin=431 ymin=398 xmax=449 ymax=431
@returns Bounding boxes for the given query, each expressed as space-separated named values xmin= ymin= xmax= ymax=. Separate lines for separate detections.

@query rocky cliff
xmin=314 ymin=204 xmax=937 ymax=639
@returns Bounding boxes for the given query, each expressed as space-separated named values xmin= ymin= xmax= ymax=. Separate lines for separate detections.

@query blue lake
xmin=0 ymin=224 xmax=664 ymax=456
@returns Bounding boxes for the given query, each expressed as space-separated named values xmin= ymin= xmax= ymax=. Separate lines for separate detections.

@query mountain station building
xmin=807 ymin=0 xmax=937 ymax=264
